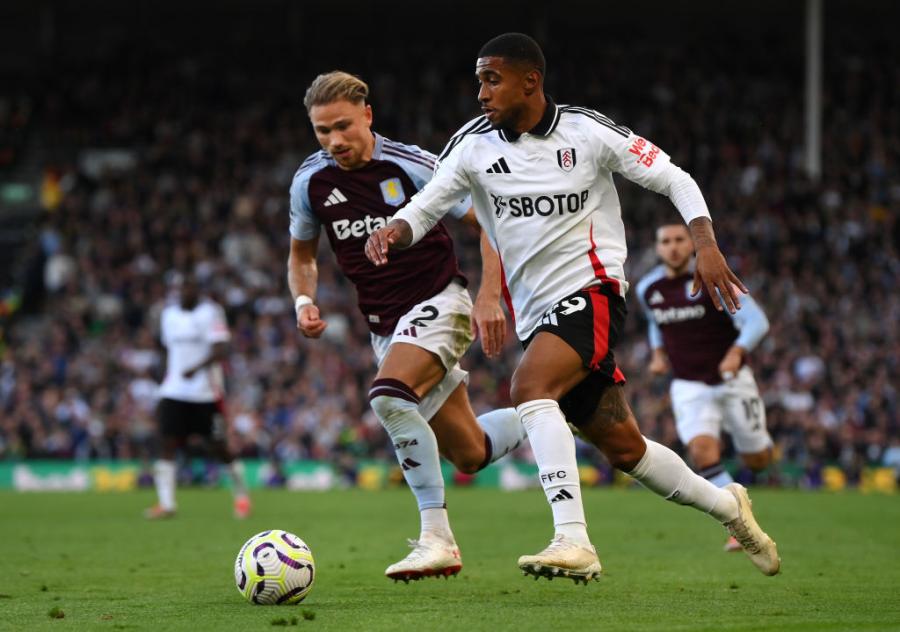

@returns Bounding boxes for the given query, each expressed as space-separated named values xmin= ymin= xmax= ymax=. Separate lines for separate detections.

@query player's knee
xmin=368 ymin=379 xmax=422 ymax=434
xmin=687 ymin=437 xmax=720 ymax=469
xmin=606 ymin=444 xmax=646 ymax=472
xmin=688 ymin=448 xmax=719 ymax=470
xmin=509 ymin=375 xmax=553 ymax=408
xmin=741 ymin=450 xmax=771 ymax=472
xmin=445 ymin=447 xmax=485 ymax=475
xmin=369 ymin=395 xmax=415 ymax=431
xmin=594 ymin=429 xmax=646 ymax=471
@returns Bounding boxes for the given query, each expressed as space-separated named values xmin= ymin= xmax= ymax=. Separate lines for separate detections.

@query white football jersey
xmin=158 ymin=300 xmax=230 ymax=403
xmin=393 ymin=100 xmax=711 ymax=340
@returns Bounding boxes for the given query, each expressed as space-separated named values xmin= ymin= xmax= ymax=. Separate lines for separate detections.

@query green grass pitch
xmin=1 ymin=487 xmax=899 ymax=631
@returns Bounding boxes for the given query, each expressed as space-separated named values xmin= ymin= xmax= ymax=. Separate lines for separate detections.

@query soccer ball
xmin=234 ymin=530 xmax=315 ymax=605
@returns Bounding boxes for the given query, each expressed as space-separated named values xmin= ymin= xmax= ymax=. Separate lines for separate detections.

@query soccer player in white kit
xmin=146 ymin=274 xmax=250 ymax=520
xmin=366 ymin=33 xmax=780 ymax=581
xmin=637 ymin=223 xmax=774 ymax=551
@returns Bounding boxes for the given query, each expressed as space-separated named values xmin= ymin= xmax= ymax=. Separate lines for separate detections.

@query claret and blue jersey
xmin=289 ymin=134 xmax=470 ymax=336
xmin=635 ymin=265 xmax=770 ymax=385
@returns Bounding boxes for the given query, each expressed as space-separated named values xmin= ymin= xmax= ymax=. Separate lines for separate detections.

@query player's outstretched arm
xmin=689 ymin=217 xmax=749 ymax=314
xmin=472 ymin=228 xmax=506 ymax=358
xmin=288 ymin=236 xmax=327 ymax=338
xmin=590 ymin=119 xmax=747 ymax=314
xmin=364 ymin=219 xmax=413 ymax=266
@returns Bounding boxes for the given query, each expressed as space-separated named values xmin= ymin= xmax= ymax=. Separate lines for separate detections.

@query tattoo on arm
xmin=595 ymin=385 xmax=632 ymax=428
xmin=689 ymin=217 xmax=717 ymax=250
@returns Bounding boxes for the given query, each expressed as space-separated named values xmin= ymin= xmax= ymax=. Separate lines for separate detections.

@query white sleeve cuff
xmin=667 ymin=168 xmax=711 ymax=225
xmin=393 ymin=203 xmax=431 ymax=246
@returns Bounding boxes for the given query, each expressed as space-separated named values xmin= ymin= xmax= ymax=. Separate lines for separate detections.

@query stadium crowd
xmin=1 ymin=34 xmax=897 ymax=486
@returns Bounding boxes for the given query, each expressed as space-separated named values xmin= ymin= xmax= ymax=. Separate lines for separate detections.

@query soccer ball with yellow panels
xmin=234 ymin=530 xmax=315 ymax=605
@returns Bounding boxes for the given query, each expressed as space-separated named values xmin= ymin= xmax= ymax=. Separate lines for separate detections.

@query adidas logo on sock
xmin=323 ymin=187 xmax=348 ymax=206
xmin=401 ymin=458 xmax=421 ymax=471
xmin=550 ymin=489 xmax=574 ymax=503
xmin=485 ymin=157 xmax=511 ymax=174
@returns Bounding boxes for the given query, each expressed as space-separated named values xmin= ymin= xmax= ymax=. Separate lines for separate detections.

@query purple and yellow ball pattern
xmin=234 ymin=530 xmax=315 ymax=605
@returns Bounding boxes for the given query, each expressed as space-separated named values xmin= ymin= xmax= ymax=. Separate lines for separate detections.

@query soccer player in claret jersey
xmin=366 ymin=33 xmax=780 ymax=582
xmin=146 ymin=274 xmax=251 ymax=520
xmin=637 ymin=224 xmax=773 ymax=552
xmin=288 ymin=72 xmax=526 ymax=581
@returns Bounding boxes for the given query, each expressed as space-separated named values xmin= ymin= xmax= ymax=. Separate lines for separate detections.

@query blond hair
xmin=303 ymin=71 xmax=369 ymax=111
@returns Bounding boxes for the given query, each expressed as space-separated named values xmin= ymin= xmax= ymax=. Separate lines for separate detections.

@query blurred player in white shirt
xmin=145 ymin=274 xmax=250 ymax=519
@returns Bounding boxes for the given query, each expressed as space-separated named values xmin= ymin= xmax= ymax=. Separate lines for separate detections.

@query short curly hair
xmin=478 ymin=33 xmax=546 ymax=75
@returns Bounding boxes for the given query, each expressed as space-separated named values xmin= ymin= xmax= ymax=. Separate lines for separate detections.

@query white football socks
xmin=228 ymin=460 xmax=248 ymax=498
xmin=369 ymin=394 xmax=445 ymax=510
xmin=420 ymin=507 xmax=453 ymax=541
xmin=369 ymin=380 xmax=451 ymax=540
xmin=516 ymin=399 xmax=590 ymax=546
xmin=476 ymin=407 xmax=527 ymax=464
xmin=627 ymin=438 xmax=738 ymax=523
xmin=154 ymin=460 xmax=177 ymax=511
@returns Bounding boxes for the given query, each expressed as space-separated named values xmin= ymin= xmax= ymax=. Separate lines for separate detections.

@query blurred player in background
xmin=288 ymin=71 xmax=526 ymax=581
xmin=637 ymin=223 xmax=772 ymax=551
xmin=145 ymin=273 xmax=251 ymax=519
xmin=367 ymin=33 xmax=780 ymax=581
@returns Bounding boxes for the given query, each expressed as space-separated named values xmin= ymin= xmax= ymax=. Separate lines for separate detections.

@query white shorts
xmin=670 ymin=365 xmax=773 ymax=454
xmin=371 ymin=280 xmax=474 ymax=421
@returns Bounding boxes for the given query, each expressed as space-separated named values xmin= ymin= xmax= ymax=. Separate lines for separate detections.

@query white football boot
xmin=723 ymin=483 xmax=781 ymax=575
xmin=517 ymin=535 xmax=601 ymax=584
xmin=385 ymin=533 xmax=462 ymax=582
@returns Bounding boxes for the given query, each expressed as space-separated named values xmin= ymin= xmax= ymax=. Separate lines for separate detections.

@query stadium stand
xmin=0 ymin=1 xmax=896 ymax=488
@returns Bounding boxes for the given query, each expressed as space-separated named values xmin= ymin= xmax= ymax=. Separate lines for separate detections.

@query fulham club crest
xmin=556 ymin=148 xmax=577 ymax=172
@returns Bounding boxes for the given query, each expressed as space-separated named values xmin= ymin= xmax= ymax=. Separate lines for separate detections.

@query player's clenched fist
xmin=297 ymin=303 xmax=328 ymax=338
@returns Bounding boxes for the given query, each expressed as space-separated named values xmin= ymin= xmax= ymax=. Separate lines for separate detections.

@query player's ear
xmin=522 ymin=69 xmax=540 ymax=96
xmin=364 ymin=104 xmax=373 ymax=126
